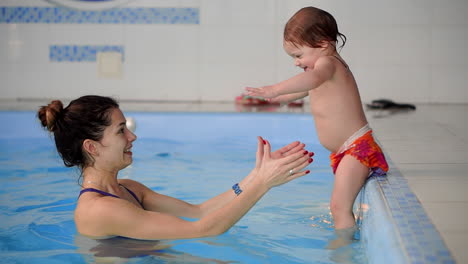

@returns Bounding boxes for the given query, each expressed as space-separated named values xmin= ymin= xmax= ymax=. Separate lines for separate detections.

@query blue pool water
xmin=0 ymin=112 xmax=369 ymax=263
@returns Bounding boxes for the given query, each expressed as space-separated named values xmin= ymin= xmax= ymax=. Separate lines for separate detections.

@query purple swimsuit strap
xmin=119 ymin=184 xmax=142 ymax=205
xmin=79 ymin=185 xmax=143 ymax=207
xmin=79 ymin=187 xmax=120 ymax=198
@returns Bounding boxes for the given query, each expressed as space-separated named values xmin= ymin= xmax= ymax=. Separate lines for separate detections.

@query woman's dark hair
xmin=284 ymin=6 xmax=347 ymax=50
xmin=37 ymin=95 xmax=119 ymax=170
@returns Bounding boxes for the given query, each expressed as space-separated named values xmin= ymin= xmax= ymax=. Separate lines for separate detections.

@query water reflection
xmin=75 ymin=235 xmax=235 ymax=263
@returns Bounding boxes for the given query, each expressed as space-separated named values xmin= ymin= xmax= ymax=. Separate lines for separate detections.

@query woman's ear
xmin=83 ymin=139 xmax=98 ymax=156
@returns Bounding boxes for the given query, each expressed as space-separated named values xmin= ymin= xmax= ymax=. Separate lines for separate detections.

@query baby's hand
xmin=265 ymin=96 xmax=284 ymax=104
xmin=245 ymin=86 xmax=277 ymax=99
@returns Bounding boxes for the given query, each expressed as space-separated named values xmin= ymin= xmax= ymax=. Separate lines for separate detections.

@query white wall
xmin=1 ymin=0 xmax=467 ymax=103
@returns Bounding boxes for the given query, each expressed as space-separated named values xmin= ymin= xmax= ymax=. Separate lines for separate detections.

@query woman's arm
xmin=140 ymin=138 xmax=308 ymax=218
xmin=82 ymin=138 xmax=312 ymax=240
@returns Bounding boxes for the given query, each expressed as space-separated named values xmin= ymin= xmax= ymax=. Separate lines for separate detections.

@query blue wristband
xmin=232 ymin=183 xmax=242 ymax=196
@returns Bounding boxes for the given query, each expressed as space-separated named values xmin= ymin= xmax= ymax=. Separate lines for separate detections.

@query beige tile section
xmin=422 ymin=202 xmax=468 ymax=264
xmin=406 ymin=179 xmax=468 ymax=202
xmin=422 ymin=202 xmax=468 ymax=232
xmin=443 ymin=231 xmax=468 ymax=264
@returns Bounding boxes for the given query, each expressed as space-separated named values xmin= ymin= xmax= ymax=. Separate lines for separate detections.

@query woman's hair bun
xmin=38 ymin=100 xmax=64 ymax=132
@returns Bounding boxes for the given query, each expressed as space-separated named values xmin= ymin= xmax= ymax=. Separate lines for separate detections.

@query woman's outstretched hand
xmin=254 ymin=136 xmax=312 ymax=188
xmin=255 ymin=136 xmax=313 ymax=170
xmin=271 ymin=140 xmax=309 ymax=160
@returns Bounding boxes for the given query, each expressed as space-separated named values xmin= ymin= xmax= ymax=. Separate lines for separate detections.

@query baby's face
xmin=283 ymin=41 xmax=323 ymax=72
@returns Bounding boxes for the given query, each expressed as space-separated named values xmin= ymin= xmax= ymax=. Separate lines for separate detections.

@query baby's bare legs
xmin=326 ymin=155 xmax=368 ymax=249
xmin=330 ymin=155 xmax=369 ymax=229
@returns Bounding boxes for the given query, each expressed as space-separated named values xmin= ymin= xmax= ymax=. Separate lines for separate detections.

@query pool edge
xmin=361 ymin=166 xmax=456 ymax=264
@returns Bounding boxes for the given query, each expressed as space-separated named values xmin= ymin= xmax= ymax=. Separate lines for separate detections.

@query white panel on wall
xmin=345 ymin=25 xmax=431 ymax=66
xmin=200 ymin=62 xmax=277 ymax=101
xmin=430 ymin=66 xmax=468 ymax=103
xmin=122 ymin=62 xmax=170 ymax=100
xmin=0 ymin=24 xmax=50 ymax=64
xmin=354 ymin=65 xmax=431 ymax=103
xmin=200 ymin=25 xmax=275 ymax=65
xmin=1 ymin=62 xmax=51 ymax=98
xmin=48 ymin=62 xmax=105 ymax=98
xmin=201 ymin=0 xmax=276 ymax=26
xmin=162 ymin=63 xmax=201 ymax=101
xmin=199 ymin=24 xmax=277 ymax=101
xmin=1 ymin=0 xmax=468 ymax=103
xmin=123 ymin=24 xmax=201 ymax=100
xmin=431 ymin=26 xmax=468 ymax=66
xmin=49 ymin=24 xmax=124 ymax=45
xmin=432 ymin=0 xmax=468 ymax=25
xmin=124 ymin=62 xmax=201 ymax=101
xmin=124 ymin=25 xmax=200 ymax=65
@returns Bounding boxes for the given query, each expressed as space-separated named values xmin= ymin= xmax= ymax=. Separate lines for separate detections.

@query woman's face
xmin=95 ymin=108 xmax=137 ymax=172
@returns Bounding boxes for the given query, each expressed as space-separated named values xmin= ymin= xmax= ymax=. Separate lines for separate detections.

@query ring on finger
xmin=289 ymin=169 xmax=294 ymax=176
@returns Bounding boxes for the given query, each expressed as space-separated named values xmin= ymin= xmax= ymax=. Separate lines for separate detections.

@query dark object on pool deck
xmin=366 ymin=99 xmax=416 ymax=110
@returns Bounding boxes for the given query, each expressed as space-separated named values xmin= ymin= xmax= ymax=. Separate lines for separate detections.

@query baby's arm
xmin=268 ymin=92 xmax=308 ymax=104
xmin=245 ymin=57 xmax=335 ymax=98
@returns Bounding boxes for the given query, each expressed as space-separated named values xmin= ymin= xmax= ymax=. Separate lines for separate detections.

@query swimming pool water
xmin=0 ymin=112 xmax=367 ymax=264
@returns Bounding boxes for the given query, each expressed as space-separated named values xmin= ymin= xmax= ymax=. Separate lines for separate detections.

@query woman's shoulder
xmin=77 ymin=188 xmax=128 ymax=212
xmin=118 ymin=178 xmax=153 ymax=197
xmin=75 ymin=193 xmax=143 ymax=238
xmin=118 ymin=178 xmax=145 ymax=188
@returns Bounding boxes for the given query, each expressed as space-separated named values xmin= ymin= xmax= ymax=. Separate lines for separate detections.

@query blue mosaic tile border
xmin=366 ymin=168 xmax=456 ymax=264
xmin=50 ymin=45 xmax=124 ymax=62
xmin=0 ymin=6 xmax=199 ymax=24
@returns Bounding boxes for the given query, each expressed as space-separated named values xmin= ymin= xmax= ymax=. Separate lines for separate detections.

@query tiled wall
xmin=49 ymin=45 xmax=124 ymax=62
xmin=0 ymin=6 xmax=199 ymax=24
xmin=1 ymin=0 xmax=467 ymax=103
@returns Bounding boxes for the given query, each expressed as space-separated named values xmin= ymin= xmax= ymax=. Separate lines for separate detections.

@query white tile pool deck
xmin=1 ymin=99 xmax=467 ymax=264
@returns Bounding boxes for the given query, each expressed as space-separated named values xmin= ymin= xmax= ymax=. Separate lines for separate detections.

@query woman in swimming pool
xmin=37 ymin=95 xmax=314 ymax=240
